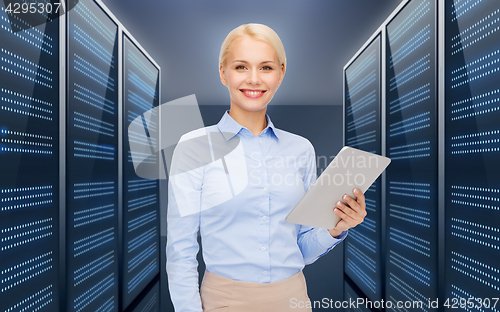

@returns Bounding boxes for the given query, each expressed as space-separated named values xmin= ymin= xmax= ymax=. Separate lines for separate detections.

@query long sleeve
xmin=296 ymin=142 xmax=348 ymax=265
xmin=166 ymin=134 xmax=205 ymax=312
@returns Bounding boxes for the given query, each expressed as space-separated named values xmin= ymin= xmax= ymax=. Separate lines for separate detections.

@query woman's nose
xmin=246 ymin=69 xmax=261 ymax=85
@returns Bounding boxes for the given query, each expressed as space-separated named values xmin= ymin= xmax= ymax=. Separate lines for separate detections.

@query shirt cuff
xmin=317 ymin=229 xmax=348 ymax=249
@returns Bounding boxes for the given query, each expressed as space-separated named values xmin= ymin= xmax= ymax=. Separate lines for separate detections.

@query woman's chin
xmin=240 ymin=104 xmax=268 ymax=113
xmin=231 ymin=100 xmax=268 ymax=113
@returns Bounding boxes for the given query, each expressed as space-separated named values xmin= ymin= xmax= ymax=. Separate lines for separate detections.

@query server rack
xmin=444 ymin=0 xmax=500 ymax=308
xmin=0 ymin=0 xmax=161 ymax=311
xmin=126 ymin=281 xmax=160 ymax=312
xmin=343 ymin=32 xmax=384 ymax=304
xmin=121 ymin=30 xmax=161 ymax=310
xmin=345 ymin=280 xmax=377 ymax=312
xmin=344 ymin=0 xmax=500 ymax=311
xmin=0 ymin=4 xmax=61 ymax=312
xmin=66 ymin=0 xmax=120 ymax=310
xmin=385 ymin=0 xmax=439 ymax=308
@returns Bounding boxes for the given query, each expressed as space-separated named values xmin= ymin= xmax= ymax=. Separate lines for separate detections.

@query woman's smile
xmin=240 ymin=89 xmax=267 ymax=98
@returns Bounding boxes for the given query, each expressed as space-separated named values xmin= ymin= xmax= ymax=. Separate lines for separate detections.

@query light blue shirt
xmin=166 ymin=111 xmax=348 ymax=312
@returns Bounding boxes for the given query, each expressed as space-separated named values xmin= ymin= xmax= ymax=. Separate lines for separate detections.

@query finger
xmin=333 ymin=212 xmax=355 ymax=230
xmin=335 ymin=202 xmax=355 ymax=220
xmin=342 ymin=194 xmax=362 ymax=214
xmin=353 ymin=188 xmax=365 ymax=207
xmin=337 ymin=200 xmax=364 ymax=222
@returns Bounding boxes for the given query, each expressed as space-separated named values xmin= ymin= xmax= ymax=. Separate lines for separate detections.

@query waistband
xmin=201 ymin=269 xmax=305 ymax=291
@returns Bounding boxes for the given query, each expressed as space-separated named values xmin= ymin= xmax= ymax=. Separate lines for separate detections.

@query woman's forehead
xmin=228 ymin=36 xmax=278 ymax=63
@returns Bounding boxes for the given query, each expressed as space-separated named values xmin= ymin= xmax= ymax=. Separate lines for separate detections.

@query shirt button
xmin=263 ymin=187 xmax=267 ymax=192
xmin=258 ymin=163 xmax=262 ymax=167
xmin=263 ymin=271 xmax=267 ymax=275
xmin=259 ymin=140 xmax=263 ymax=144
xmin=261 ymin=246 xmax=266 ymax=251
xmin=262 ymin=216 xmax=267 ymax=220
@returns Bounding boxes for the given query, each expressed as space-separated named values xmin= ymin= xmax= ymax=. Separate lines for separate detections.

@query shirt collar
xmin=217 ymin=110 xmax=280 ymax=141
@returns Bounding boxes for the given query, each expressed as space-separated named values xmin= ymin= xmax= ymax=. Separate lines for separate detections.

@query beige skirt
xmin=200 ymin=270 xmax=312 ymax=312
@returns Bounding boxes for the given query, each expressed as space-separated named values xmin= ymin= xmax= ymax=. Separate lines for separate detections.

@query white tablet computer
xmin=286 ymin=146 xmax=391 ymax=229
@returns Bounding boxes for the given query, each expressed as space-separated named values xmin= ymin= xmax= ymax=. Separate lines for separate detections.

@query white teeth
xmin=243 ymin=90 xmax=263 ymax=95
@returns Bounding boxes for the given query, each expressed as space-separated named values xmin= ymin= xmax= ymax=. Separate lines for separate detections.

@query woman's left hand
xmin=327 ymin=188 xmax=367 ymax=238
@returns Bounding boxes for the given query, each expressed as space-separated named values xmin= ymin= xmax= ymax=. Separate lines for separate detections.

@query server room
xmin=0 ymin=0 xmax=498 ymax=311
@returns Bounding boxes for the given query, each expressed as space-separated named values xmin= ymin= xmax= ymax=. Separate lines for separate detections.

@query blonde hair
xmin=219 ymin=23 xmax=286 ymax=77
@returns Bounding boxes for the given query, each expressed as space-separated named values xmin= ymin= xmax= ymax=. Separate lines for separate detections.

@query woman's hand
xmin=327 ymin=188 xmax=367 ymax=238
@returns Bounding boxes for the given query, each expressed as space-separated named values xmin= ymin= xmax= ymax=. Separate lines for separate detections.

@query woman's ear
xmin=219 ymin=64 xmax=228 ymax=87
xmin=277 ymin=64 xmax=285 ymax=87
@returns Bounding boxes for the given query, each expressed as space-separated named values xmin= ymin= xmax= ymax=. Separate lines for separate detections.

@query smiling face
xmin=219 ymin=35 xmax=284 ymax=113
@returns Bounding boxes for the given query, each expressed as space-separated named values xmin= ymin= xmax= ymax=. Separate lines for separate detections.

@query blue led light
xmin=346 ymin=259 xmax=377 ymax=294
xmin=74 ymin=2 xmax=116 ymax=44
xmin=74 ymin=25 xmax=114 ymax=66
xmin=73 ymin=273 xmax=114 ymax=312
xmin=389 ymin=181 xmax=431 ymax=199
xmin=1 ymin=218 xmax=53 ymax=251
xmin=3 ymin=285 xmax=53 ymax=312
xmin=389 ymin=203 xmax=430 ymax=228
xmin=389 ymin=227 xmax=431 ymax=257
xmin=358 ymin=217 xmax=376 ymax=233
xmin=390 ymin=25 xmax=431 ymax=68
xmin=128 ymin=243 xmax=156 ymax=272
xmin=127 ymin=260 xmax=156 ymax=293
xmin=388 ymin=273 xmax=428 ymax=312
xmin=347 ymin=243 xmax=376 ymax=272
xmin=74 ymin=55 xmax=115 ymax=91
xmin=74 ymin=251 xmax=114 ymax=286
xmin=452 ymin=284 xmax=500 ymax=312
xmin=346 ymin=130 xmax=376 ymax=147
xmin=128 ymin=228 xmax=156 ymax=252
xmin=74 ymin=203 xmax=115 ymax=227
xmin=365 ymin=198 xmax=376 ymax=212
xmin=347 ymin=91 xmax=376 ymax=116
xmin=390 ymin=54 xmax=430 ymax=91
xmin=346 ymin=71 xmax=376 ymax=101
xmin=128 ymin=180 xmax=157 ymax=192
xmin=95 ymin=297 xmax=114 ymax=312
xmin=347 ymin=110 xmax=376 ymax=132
xmin=128 ymin=195 xmax=157 ymax=212
xmin=389 ymin=0 xmax=430 ymax=43
xmin=127 ymin=50 xmax=157 ymax=82
xmin=346 ymin=50 xmax=375 ymax=82
xmin=74 ymin=83 xmax=115 ymax=114
xmin=128 ymin=211 xmax=157 ymax=233
xmin=128 ymin=73 xmax=156 ymax=99
xmin=389 ymin=112 xmax=431 ymax=137
xmin=389 ymin=250 xmax=430 ymax=286
xmin=349 ymin=229 xmax=376 ymax=253
xmin=128 ymin=90 xmax=155 ymax=111
xmin=73 ymin=228 xmax=115 ymax=257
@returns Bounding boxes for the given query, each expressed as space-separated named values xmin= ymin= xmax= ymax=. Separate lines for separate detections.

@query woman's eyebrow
xmin=233 ymin=60 xmax=276 ymax=64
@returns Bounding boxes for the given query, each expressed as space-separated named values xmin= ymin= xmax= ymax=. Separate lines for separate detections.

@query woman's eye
xmin=262 ymin=66 xmax=273 ymax=70
xmin=235 ymin=65 xmax=246 ymax=69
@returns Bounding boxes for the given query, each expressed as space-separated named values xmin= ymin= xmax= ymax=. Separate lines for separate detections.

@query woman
xmin=166 ymin=23 xmax=367 ymax=312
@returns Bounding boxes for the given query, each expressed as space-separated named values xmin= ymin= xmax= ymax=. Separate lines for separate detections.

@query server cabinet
xmin=343 ymin=34 xmax=383 ymax=304
xmin=66 ymin=0 xmax=119 ymax=311
xmin=345 ymin=280 xmax=378 ymax=312
xmin=1 ymin=0 xmax=160 ymax=311
xmin=0 ymin=4 xmax=61 ymax=312
xmin=122 ymin=32 xmax=160 ymax=309
xmin=444 ymin=0 xmax=500 ymax=307
xmin=127 ymin=281 xmax=160 ymax=312
xmin=385 ymin=0 xmax=439 ymax=307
